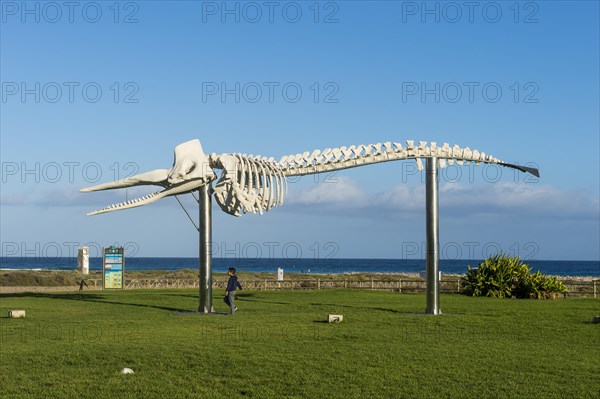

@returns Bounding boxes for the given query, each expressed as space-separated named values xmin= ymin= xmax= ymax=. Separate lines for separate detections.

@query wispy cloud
xmin=3 ymin=179 xmax=599 ymax=223
xmin=1 ymin=186 xmax=164 ymax=209
xmin=289 ymin=176 xmax=368 ymax=206
xmin=0 ymin=192 xmax=29 ymax=206
xmin=285 ymin=178 xmax=599 ymax=220
xmin=440 ymin=182 xmax=599 ymax=219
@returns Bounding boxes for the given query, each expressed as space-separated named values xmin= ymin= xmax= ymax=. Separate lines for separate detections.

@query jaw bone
xmin=81 ymin=139 xmax=216 ymax=216
xmin=80 ymin=169 xmax=171 ymax=192
xmin=84 ymin=179 xmax=208 ymax=216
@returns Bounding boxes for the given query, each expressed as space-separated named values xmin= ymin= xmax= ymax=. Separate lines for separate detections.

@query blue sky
xmin=1 ymin=1 xmax=598 ymax=261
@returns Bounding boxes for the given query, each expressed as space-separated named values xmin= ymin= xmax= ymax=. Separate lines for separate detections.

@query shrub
xmin=460 ymin=254 xmax=566 ymax=299
xmin=519 ymin=271 xmax=567 ymax=299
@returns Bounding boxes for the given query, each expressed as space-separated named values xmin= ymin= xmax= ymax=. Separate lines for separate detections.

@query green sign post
xmin=103 ymin=246 xmax=124 ymax=289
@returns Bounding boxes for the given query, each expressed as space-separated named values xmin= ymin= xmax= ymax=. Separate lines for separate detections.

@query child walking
xmin=224 ymin=267 xmax=242 ymax=314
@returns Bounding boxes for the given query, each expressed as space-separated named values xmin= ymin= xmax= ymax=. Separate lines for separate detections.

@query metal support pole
xmin=426 ymin=157 xmax=441 ymax=315
xmin=199 ymin=184 xmax=213 ymax=313
xmin=174 ymin=195 xmax=199 ymax=232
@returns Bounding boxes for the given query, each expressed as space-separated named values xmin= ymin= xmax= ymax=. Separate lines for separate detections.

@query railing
xmin=79 ymin=278 xmax=599 ymax=297
xmin=125 ymin=279 xmax=197 ymax=289
xmin=560 ymin=279 xmax=599 ymax=298
xmin=228 ymin=278 xmax=459 ymax=293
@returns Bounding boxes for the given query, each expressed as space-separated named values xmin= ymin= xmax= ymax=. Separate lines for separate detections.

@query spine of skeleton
xmin=275 ymin=140 xmax=537 ymax=177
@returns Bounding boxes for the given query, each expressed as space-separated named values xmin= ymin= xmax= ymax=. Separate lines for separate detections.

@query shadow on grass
xmin=309 ymin=302 xmax=424 ymax=315
xmin=164 ymin=292 xmax=289 ymax=305
xmin=238 ymin=297 xmax=292 ymax=305
xmin=162 ymin=292 xmax=258 ymax=299
xmin=161 ymin=293 xmax=201 ymax=299
xmin=0 ymin=292 xmax=189 ymax=313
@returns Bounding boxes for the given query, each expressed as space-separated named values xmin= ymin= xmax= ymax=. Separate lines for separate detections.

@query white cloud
xmin=1 ymin=186 xmax=163 ymax=209
xmin=288 ymin=176 xmax=368 ymax=206
xmin=3 ymin=178 xmax=598 ymax=222
xmin=440 ymin=182 xmax=599 ymax=219
xmin=285 ymin=177 xmax=599 ymax=220
xmin=372 ymin=185 xmax=424 ymax=211
xmin=0 ymin=192 xmax=29 ymax=206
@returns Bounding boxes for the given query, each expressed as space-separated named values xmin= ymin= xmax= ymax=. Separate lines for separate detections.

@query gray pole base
xmin=425 ymin=157 xmax=441 ymax=315
xmin=199 ymin=184 xmax=214 ymax=313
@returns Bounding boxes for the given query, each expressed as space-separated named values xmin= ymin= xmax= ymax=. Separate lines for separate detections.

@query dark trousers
xmin=224 ymin=291 xmax=236 ymax=314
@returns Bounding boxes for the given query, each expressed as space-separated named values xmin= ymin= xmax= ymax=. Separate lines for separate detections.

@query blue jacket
xmin=226 ymin=275 xmax=242 ymax=292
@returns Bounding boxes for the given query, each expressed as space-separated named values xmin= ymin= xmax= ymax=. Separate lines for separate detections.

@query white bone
xmin=290 ymin=153 xmax=301 ymax=166
xmin=373 ymin=143 xmax=383 ymax=155
xmin=247 ymin=157 xmax=256 ymax=193
xmin=416 ymin=158 xmax=424 ymax=171
xmin=257 ymin=161 xmax=268 ymax=211
xmin=331 ymin=148 xmax=342 ymax=161
xmin=282 ymin=167 xmax=288 ymax=199
xmin=302 ymin=151 xmax=310 ymax=163
xmin=406 ymin=141 xmax=415 ymax=157
xmin=346 ymin=145 xmax=356 ymax=157
xmin=234 ymin=154 xmax=245 ymax=192
xmin=262 ymin=161 xmax=276 ymax=209
xmin=442 ymin=143 xmax=450 ymax=157
xmin=341 ymin=146 xmax=353 ymax=159
xmin=242 ymin=155 xmax=252 ymax=193
xmin=355 ymin=144 xmax=366 ymax=156
xmin=463 ymin=147 xmax=472 ymax=159
xmin=452 ymin=145 xmax=461 ymax=158
xmin=268 ymin=161 xmax=279 ymax=208
xmin=309 ymin=149 xmax=321 ymax=164
xmin=265 ymin=162 xmax=277 ymax=209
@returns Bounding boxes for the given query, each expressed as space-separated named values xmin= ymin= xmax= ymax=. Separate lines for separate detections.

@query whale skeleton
xmin=81 ymin=138 xmax=539 ymax=217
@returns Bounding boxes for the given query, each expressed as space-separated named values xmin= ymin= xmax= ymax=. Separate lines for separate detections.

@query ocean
xmin=0 ymin=257 xmax=598 ymax=277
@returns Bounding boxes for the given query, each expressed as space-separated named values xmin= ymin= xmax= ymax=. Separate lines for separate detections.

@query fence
xmin=82 ymin=278 xmax=599 ymax=297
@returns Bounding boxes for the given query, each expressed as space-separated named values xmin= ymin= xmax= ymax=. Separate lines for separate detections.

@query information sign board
xmin=103 ymin=246 xmax=124 ymax=289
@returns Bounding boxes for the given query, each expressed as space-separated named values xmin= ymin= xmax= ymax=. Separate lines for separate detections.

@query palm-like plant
xmin=460 ymin=254 xmax=566 ymax=299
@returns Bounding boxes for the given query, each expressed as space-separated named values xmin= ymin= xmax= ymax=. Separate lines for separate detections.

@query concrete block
xmin=8 ymin=310 xmax=25 ymax=318
xmin=328 ymin=314 xmax=343 ymax=323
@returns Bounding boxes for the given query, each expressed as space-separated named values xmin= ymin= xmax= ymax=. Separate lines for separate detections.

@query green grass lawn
xmin=1 ymin=289 xmax=598 ymax=398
